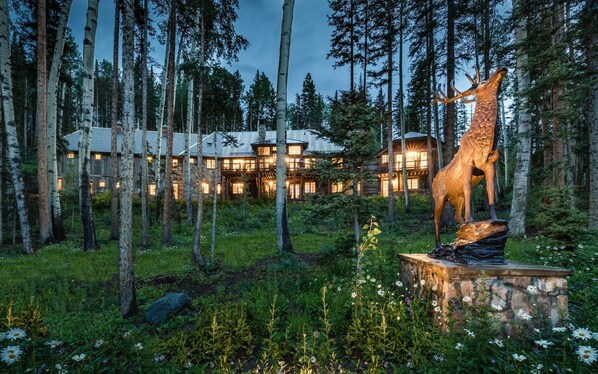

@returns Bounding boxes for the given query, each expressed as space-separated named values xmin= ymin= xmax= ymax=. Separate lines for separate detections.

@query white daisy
xmin=72 ymin=353 xmax=87 ymax=362
xmin=455 ymin=343 xmax=463 ymax=350
xmin=491 ymin=303 xmax=503 ymax=311
xmin=552 ymin=326 xmax=567 ymax=332
xmin=431 ymin=300 xmax=438 ymax=307
xmin=517 ymin=309 xmax=532 ymax=320
xmin=94 ymin=339 xmax=105 ymax=348
xmin=55 ymin=363 xmax=68 ymax=374
xmin=491 ymin=338 xmax=504 ymax=348
xmin=420 ymin=279 xmax=426 ymax=286
xmin=572 ymin=328 xmax=592 ymax=341
xmin=464 ymin=328 xmax=475 ymax=338
xmin=527 ymin=285 xmax=538 ymax=294
xmin=395 ymin=280 xmax=403 ymax=287
xmin=434 ymin=306 xmax=442 ymax=313
xmin=577 ymin=346 xmax=597 ymax=364
xmin=532 ymin=364 xmax=544 ymax=374
xmin=377 ymin=289 xmax=385 ymax=297
xmin=351 ymin=292 xmax=357 ymax=298
xmin=154 ymin=354 xmax=166 ymax=363
xmin=134 ymin=343 xmax=144 ymax=351
xmin=310 ymin=356 xmax=316 ymax=363
xmin=534 ymin=339 xmax=553 ymax=348
xmin=6 ymin=328 xmax=27 ymax=341
xmin=432 ymin=285 xmax=438 ymax=291
xmin=512 ymin=353 xmax=526 ymax=362
xmin=1 ymin=346 xmax=22 ymax=365
xmin=462 ymin=296 xmax=472 ymax=303
xmin=45 ymin=340 xmax=64 ymax=349
xmin=433 ymin=354 xmax=444 ymax=362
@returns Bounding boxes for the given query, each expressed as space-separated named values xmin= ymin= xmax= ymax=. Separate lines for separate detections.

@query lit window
xmin=381 ymin=154 xmax=388 ymax=164
xmin=406 ymin=151 xmax=417 ymax=169
xmin=149 ymin=183 xmax=156 ymax=196
xmin=147 ymin=155 xmax=153 ymax=162
xmin=217 ymin=184 xmax=222 ymax=194
xmin=407 ymin=178 xmax=419 ymax=190
xmin=172 ymin=159 xmax=179 ymax=169
xmin=173 ymin=183 xmax=179 ymax=199
xmin=420 ymin=151 xmax=428 ymax=169
xmin=222 ymin=159 xmax=231 ymax=170
xmin=89 ymin=182 xmax=94 ymax=194
xmin=67 ymin=152 xmax=75 ymax=159
xmin=232 ymin=183 xmax=244 ymax=195
xmin=116 ymin=181 xmax=120 ymax=188
xmin=190 ymin=157 xmax=196 ymax=164
xmin=232 ymin=159 xmax=244 ymax=170
xmin=287 ymin=158 xmax=300 ymax=170
xmin=57 ymin=178 xmax=63 ymax=191
xmin=258 ymin=147 xmax=270 ymax=156
xmin=94 ymin=154 xmax=102 ymax=160
xmin=289 ymin=183 xmax=300 ymax=199
xmin=381 ymin=178 xmax=399 ymax=196
xmin=206 ymin=159 xmax=216 ymax=169
xmin=202 ymin=182 xmax=209 ymax=194
xmin=304 ymin=181 xmax=316 ymax=194
xmin=331 ymin=182 xmax=344 ymax=193
xmin=304 ymin=158 xmax=315 ymax=169
xmin=288 ymin=145 xmax=301 ymax=155
xmin=332 ymin=158 xmax=343 ymax=169
xmin=99 ymin=180 xmax=106 ymax=188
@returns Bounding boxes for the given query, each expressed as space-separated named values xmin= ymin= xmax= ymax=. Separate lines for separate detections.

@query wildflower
xmin=462 ymin=296 xmax=472 ymax=303
xmin=55 ymin=363 xmax=68 ymax=374
xmin=578 ymin=244 xmax=584 ymax=249
xmin=431 ymin=300 xmax=438 ymax=307
xmin=553 ymin=327 xmax=567 ymax=332
xmin=310 ymin=356 xmax=316 ymax=364
xmin=572 ymin=328 xmax=592 ymax=341
xmin=420 ymin=279 xmax=426 ymax=286
xmin=491 ymin=338 xmax=504 ymax=348
xmin=123 ymin=330 xmax=132 ymax=338
xmin=432 ymin=285 xmax=438 ymax=291
xmin=94 ymin=339 xmax=105 ymax=348
xmin=395 ymin=280 xmax=403 ymax=287
xmin=464 ymin=328 xmax=475 ymax=338
xmin=534 ymin=339 xmax=554 ymax=348
xmin=434 ymin=306 xmax=441 ymax=313
xmin=527 ymin=285 xmax=538 ymax=294
xmin=72 ymin=353 xmax=87 ymax=362
xmin=455 ymin=343 xmax=463 ymax=351
xmin=134 ymin=343 xmax=144 ymax=351
xmin=377 ymin=284 xmax=382 ymax=288
xmin=433 ymin=354 xmax=444 ymax=362
xmin=370 ymin=278 xmax=376 ymax=283
xmin=377 ymin=289 xmax=385 ymax=297
xmin=491 ymin=303 xmax=503 ymax=311
xmin=337 ymin=286 xmax=341 ymax=292
xmin=45 ymin=340 xmax=64 ymax=349
xmin=532 ymin=364 xmax=544 ymax=374
xmin=517 ymin=309 xmax=532 ymax=320
xmin=351 ymin=292 xmax=357 ymax=299
xmin=313 ymin=331 xmax=320 ymax=339
xmin=1 ymin=346 xmax=22 ymax=365
xmin=366 ymin=274 xmax=371 ymax=280
xmin=512 ymin=353 xmax=526 ymax=362
xmin=154 ymin=354 xmax=166 ymax=363
xmin=6 ymin=328 xmax=27 ymax=341
xmin=577 ymin=346 xmax=597 ymax=364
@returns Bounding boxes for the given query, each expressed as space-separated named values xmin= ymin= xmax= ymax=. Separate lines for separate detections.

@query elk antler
xmin=433 ymin=66 xmax=481 ymax=105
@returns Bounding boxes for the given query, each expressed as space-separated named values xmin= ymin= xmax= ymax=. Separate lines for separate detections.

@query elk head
xmin=433 ymin=66 xmax=508 ymax=104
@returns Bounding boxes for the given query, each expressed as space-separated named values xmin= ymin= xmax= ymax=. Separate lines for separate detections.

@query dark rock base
xmin=428 ymin=220 xmax=508 ymax=265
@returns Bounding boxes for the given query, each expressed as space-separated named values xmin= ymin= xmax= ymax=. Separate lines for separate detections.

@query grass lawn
xmin=1 ymin=196 xmax=597 ymax=372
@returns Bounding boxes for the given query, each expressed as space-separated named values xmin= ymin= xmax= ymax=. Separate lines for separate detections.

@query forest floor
xmin=1 ymin=194 xmax=597 ymax=372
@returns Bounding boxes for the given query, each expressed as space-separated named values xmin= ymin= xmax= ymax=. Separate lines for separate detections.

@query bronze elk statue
xmin=432 ymin=66 xmax=507 ymax=249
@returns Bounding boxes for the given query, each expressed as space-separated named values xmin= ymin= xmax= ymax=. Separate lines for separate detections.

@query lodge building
xmin=59 ymin=127 xmax=438 ymax=200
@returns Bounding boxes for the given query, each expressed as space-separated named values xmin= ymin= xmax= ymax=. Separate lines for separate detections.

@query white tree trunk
xmin=119 ymin=0 xmax=137 ymax=317
xmin=78 ymin=0 xmax=99 ymax=250
xmin=275 ymin=0 xmax=295 ymax=253
xmin=110 ymin=0 xmax=120 ymax=240
xmin=0 ymin=0 xmax=34 ymax=253
xmin=509 ymin=0 xmax=532 ymax=236
xmin=192 ymin=17 xmax=206 ymax=267
xmin=47 ymin=0 xmax=72 ymax=243
xmin=184 ymin=39 xmax=196 ymax=225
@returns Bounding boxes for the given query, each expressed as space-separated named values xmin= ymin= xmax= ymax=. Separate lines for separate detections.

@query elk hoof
xmin=435 ymin=240 xmax=442 ymax=249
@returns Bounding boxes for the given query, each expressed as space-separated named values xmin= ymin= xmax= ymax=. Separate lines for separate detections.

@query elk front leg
xmin=484 ymin=162 xmax=497 ymax=220
xmin=433 ymin=196 xmax=445 ymax=248
xmin=463 ymin=169 xmax=474 ymax=223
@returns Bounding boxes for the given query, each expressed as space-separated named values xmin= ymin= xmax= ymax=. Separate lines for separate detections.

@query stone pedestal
xmin=399 ymin=254 xmax=573 ymax=330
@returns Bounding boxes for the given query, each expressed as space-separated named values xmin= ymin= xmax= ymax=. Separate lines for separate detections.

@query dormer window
xmin=288 ymin=145 xmax=301 ymax=155
xmin=258 ymin=147 xmax=270 ymax=156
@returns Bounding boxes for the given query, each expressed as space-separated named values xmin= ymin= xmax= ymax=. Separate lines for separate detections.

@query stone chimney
xmin=258 ymin=123 xmax=266 ymax=143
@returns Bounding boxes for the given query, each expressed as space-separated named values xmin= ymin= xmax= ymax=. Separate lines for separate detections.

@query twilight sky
xmin=67 ymin=0 xmax=350 ymax=100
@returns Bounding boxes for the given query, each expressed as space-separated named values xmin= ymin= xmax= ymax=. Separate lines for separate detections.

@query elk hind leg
xmin=484 ymin=163 xmax=498 ymax=220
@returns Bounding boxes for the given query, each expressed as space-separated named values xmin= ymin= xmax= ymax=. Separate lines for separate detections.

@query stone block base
xmin=399 ymin=254 xmax=573 ymax=330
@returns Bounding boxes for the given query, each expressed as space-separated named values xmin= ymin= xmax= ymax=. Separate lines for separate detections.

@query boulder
xmin=145 ymin=292 xmax=191 ymax=325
